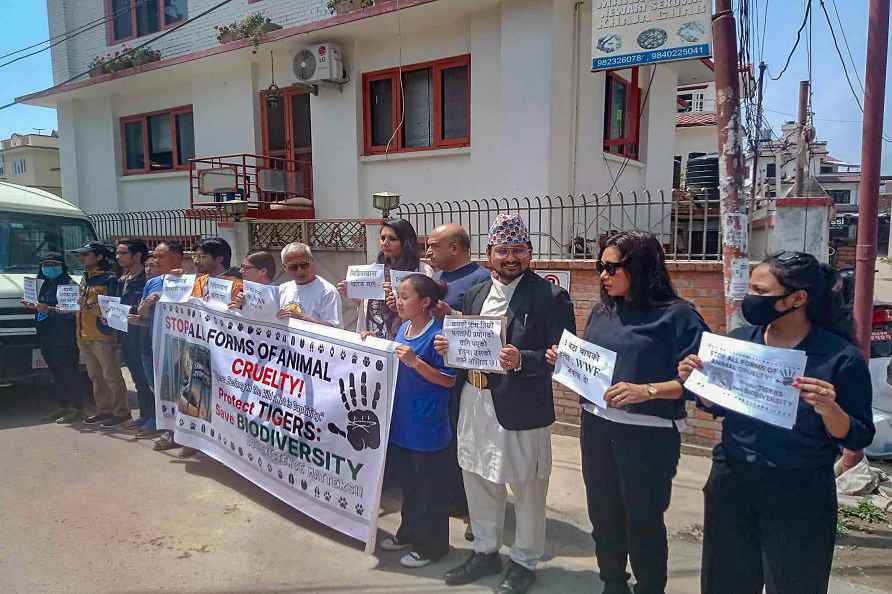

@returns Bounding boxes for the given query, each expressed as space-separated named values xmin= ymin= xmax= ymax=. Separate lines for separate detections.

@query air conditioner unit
xmin=292 ymin=44 xmax=346 ymax=84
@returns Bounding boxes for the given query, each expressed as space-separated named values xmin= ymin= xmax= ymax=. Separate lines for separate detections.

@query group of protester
xmin=24 ymin=212 xmax=877 ymax=594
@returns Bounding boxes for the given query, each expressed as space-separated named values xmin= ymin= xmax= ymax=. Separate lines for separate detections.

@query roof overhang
xmin=666 ymin=57 xmax=715 ymax=87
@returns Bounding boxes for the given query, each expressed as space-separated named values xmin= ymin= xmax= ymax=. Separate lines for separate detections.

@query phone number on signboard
xmin=594 ymin=45 xmax=709 ymax=69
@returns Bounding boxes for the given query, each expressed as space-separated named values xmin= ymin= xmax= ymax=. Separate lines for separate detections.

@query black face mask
xmin=741 ymin=293 xmax=797 ymax=326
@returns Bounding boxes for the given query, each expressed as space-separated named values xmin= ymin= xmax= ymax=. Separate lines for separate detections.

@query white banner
xmin=443 ymin=315 xmax=506 ymax=374
xmin=152 ymin=300 xmax=397 ymax=551
xmin=552 ymin=330 xmax=617 ymax=408
xmin=23 ymin=277 xmax=42 ymax=304
xmin=56 ymin=284 xmax=80 ymax=311
xmin=346 ymin=264 xmax=385 ymax=300
xmin=684 ymin=332 xmax=807 ymax=429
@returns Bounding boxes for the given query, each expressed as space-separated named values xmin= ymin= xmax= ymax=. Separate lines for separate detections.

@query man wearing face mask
xmin=22 ymin=253 xmax=87 ymax=424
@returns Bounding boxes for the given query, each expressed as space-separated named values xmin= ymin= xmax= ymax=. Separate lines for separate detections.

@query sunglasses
xmin=775 ymin=251 xmax=810 ymax=263
xmin=595 ymin=261 xmax=624 ymax=276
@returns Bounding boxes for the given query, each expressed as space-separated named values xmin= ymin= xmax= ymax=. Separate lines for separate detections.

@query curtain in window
xmin=137 ymin=0 xmax=160 ymax=37
xmin=147 ymin=114 xmax=173 ymax=170
xmin=402 ymin=69 xmax=433 ymax=148
xmin=370 ymin=79 xmax=393 ymax=147
xmin=176 ymin=113 xmax=195 ymax=165
xmin=124 ymin=121 xmax=145 ymax=170
xmin=442 ymin=66 xmax=469 ymax=139
xmin=112 ymin=0 xmax=132 ymax=40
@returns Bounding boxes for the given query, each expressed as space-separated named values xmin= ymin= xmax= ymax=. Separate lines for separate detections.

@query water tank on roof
xmin=685 ymin=153 xmax=719 ymax=190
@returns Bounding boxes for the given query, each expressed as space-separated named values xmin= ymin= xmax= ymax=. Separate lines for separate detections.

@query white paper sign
xmin=443 ymin=315 xmax=506 ymax=374
xmin=97 ymin=295 xmax=121 ymax=318
xmin=160 ymin=274 xmax=197 ymax=303
xmin=23 ymin=277 xmax=43 ymax=304
xmin=684 ymin=332 xmax=807 ymax=429
xmin=347 ymin=264 xmax=385 ymax=300
xmin=552 ymin=330 xmax=618 ymax=408
xmin=56 ymin=284 xmax=80 ymax=311
xmin=105 ymin=303 xmax=131 ymax=333
xmin=206 ymin=277 xmax=234 ymax=308
xmin=388 ymin=269 xmax=417 ymax=291
xmin=241 ymin=280 xmax=280 ymax=323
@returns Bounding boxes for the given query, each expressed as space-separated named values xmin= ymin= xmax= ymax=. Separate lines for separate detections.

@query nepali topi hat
xmin=488 ymin=213 xmax=530 ymax=246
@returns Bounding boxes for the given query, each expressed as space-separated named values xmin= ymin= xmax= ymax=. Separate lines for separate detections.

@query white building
xmin=0 ymin=132 xmax=63 ymax=197
xmin=21 ymin=0 xmax=712 ymax=219
xmin=673 ymin=80 xmax=717 ymax=189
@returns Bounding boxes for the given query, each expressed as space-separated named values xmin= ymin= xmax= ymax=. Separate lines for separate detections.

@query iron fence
xmin=396 ymin=190 xmax=722 ymax=260
xmin=88 ymin=209 xmax=223 ymax=250
xmin=250 ymin=220 xmax=367 ymax=251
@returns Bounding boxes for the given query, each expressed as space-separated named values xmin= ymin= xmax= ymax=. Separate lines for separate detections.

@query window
xmin=108 ymin=0 xmax=186 ymax=43
xmin=0 ymin=212 xmax=96 ymax=274
xmin=120 ymin=106 xmax=194 ymax=174
xmin=11 ymin=158 xmax=27 ymax=176
xmin=820 ymin=165 xmax=835 ymax=174
xmin=362 ymin=54 xmax=470 ymax=155
xmin=677 ymin=91 xmax=705 ymax=113
xmin=603 ymin=68 xmax=640 ymax=160
xmin=829 ymin=189 xmax=852 ymax=205
xmin=673 ymin=156 xmax=682 ymax=189
xmin=765 ymin=163 xmax=776 ymax=178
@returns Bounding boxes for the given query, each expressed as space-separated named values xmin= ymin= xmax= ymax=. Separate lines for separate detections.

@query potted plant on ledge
xmin=327 ymin=0 xmax=375 ymax=15
xmin=214 ymin=13 xmax=283 ymax=53
xmin=88 ymin=47 xmax=162 ymax=77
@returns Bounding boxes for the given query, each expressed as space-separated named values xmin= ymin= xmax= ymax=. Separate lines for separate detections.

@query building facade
xmin=0 ymin=133 xmax=62 ymax=196
xmin=673 ymin=80 xmax=717 ymax=189
xmin=23 ymin=0 xmax=713 ymax=218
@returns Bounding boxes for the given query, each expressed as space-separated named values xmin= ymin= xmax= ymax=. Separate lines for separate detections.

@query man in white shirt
xmin=277 ymin=242 xmax=342 ymax=328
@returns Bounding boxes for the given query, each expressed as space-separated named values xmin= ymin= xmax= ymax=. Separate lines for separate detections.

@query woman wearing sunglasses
xmin=546 ymin=230 xmax=708 ymax=594
xmin=677 ymin=252 xmax=874 ymax=594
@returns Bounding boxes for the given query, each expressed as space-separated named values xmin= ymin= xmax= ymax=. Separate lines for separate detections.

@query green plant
xmin=840 ymin=498 xmax=888 ymax=524
xmin=326 ymin=0 xmax=375 ymax=14
xmin=88 ymin=46 xmax=161 ymax=75
xmin=214 ymin=13 xmax=280 ymax=52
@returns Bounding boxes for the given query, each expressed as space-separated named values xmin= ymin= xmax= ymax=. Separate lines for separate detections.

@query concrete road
xmin=0 ymin=384 xmax=889 ymax=594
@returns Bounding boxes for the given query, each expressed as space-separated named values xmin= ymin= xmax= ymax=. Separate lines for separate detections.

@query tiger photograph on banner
xmin=151 ymin=300 xmax=399 ymax=551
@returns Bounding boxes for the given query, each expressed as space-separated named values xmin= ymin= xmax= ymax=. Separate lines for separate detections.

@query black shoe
xmin=84 ymin=413 xmax=113 ymax=425
xmin=603 ymin=581 xmax=632 ymax=594
xmin=496 ymin=561 xmax=536 ymax=594
xmin=100 ymin=415 xmax=132 ymax=428
xmin=444 ymin=552 xmax=502 ymax=586
xmin=464 ymin=523 xmax=475 ymax=542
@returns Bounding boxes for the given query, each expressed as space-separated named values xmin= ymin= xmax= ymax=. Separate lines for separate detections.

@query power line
xmin=830 ymin=0 xmax=865 ymax=94
xmin=768 ymin=0 xmax=811 ymax=81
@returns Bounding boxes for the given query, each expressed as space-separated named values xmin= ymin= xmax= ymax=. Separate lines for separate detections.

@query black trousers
xmin=122 ymin=340 xmax=153 ymax=419
xmin=392 ymin=444 xmax=450 ymax=560
xmin=41 ymin=345 xmax=85 ymax=410
xmin=580 ymin=412 xmax=681 ymax=594
xmin=701 ymin=458 xmax=837 ymax=594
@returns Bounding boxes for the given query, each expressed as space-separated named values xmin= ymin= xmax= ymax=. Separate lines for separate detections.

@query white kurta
xmin=457 ymin=276 xmax=552 ymax=484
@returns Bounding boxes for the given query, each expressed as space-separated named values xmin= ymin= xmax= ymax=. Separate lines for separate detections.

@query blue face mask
xmin=41 ymin=265 xmax=63 ymax=279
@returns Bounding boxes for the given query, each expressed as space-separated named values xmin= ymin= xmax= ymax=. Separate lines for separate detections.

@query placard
xmin=105 ymin=303 xmax=131 ymax=333
xmin=346 ymin=264 xmax=385 ymax=300
xmin=152 ymin=300 xmax=398 ymax=552
xmin=56 ymin=284 xmax=80 ymax=311
xmin=97 ymin=294 xmax=121 ymax=318
xmin=442 ymin=315 xmax=506 ymax=374
xmin=241 ymin=280 xmax=280 ymax=323
xmin=206 ymin=277 xmax=234 ymax=308
xmin=388 ymin=269 xmax=417 ymax=292
xmin=552 ymin=330 xmax=618 ymax=408
xmin=160 ymin=274 xmax=197 ymax=303
xmin=684 ymin=332 xmax=807 ymax=429
xmin=23 ymin=277 xmax=42 ymax=304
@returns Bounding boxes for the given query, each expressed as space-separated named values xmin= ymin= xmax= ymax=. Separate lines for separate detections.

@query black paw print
xmin=228 ymin=322 xmax=233 ymax=330
xmin=266 ymin=330 xmax=272 ymax=339
xmin=291 ymin=336 xmax=296 ymax=346
xmin=238 ymin=446 xmax=243 ymax=456
xmin=237 ymin=323 xmax=244 ymax=332
xmin=288 ymin=473 xmax=295 ymax=485
xmin=328 ymin=371 xmax=382 ymax=451
xmin=210 ymin=428 xmax=215 ymax=438
xmin=267 ymin=463 xmax=273 ymax=473
xmin=277 ymin=469 xmax=283 ymax=479
xmin=355 ymin=504 xmax=364 ymax=516
xmin=362 ymin=356 xmax=371 ymax=367
xmin=300 ymin=338 xmax=306 ymax=349
xmin=329 ymin=347 xmax=335 ymax=357
xmin=375 ymin=360 xmax=384 ymax=372
xmin=248 ymin=453 xmax=254 ymax=462
xmin=257 ymin=457 xmax=263 ymax=467
xmin=201 ymin=424 xmax=206 ymax=433
xmin=340 ymin=350 xmax=347 ymax=360
xmin=338 ymin=496 xmax=348 ymax=509
xmin=351 ymin=353 xmax=358 ymax=364
xmin=300 ymin=479 xmax=308 ymax=490
xmin=275 ymin=332 xmax=281 ymax=341
xmin=162 ymin=405 xmax=168 ymax=414
xmin=317 ymin=344 xmax=324 ymax=354
xmin=324 ymin=491 xmax=331 ymax=502
xmin=189 ymin=421 xmax=196 ymax=431
xmin=313 ymin=486 xmax=321 ymax=498
xmin=179 ymin=418 xmax=185 ymax=426
xmin=309 ymin=341 xmax=315 ymax=351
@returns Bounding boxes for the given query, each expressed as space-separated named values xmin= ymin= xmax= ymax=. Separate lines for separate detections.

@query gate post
xmin=217 ymin=220 xmax=252 ymax=265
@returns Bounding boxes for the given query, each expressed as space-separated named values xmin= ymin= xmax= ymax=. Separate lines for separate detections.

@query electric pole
xmin=713 ymin=0 xmax=748 ymax=330
xmin=793 ymin=80 xmax=810 ymax=197
xmin=749 ymin=61 xmax=767 ymax=219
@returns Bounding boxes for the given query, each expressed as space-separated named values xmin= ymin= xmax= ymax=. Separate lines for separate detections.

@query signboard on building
xmin=591 ymin=1 xmax=712 ymax=71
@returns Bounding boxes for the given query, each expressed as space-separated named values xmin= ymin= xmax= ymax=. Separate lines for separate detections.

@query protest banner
xmin=241 ymin=281 xmax=280 ymax=323
xmin=552 ymin=330 xmax=617 ymax=408
xmin=56 ymin=284 xmax=80 ymax=311
xmin=106 ymin=303 xmax=131 ymax=333
xmin=206 ymin=277 xmax=234 ymax=309
xmin=442 ymin=315 xmax=506 ymax=374
xmin=161 ymin=274 xmax=197 ymax=303
xmin=23 ymin=277 xmax=42 ymax=304
xmin=684 ymin=332 xmax=807 ymax=429
xmin=346 ymin=264 xmax=385 ymax=300
xmin=388 ymin=269 xmax=416 ymax=291
xmin=97 ymin=294 xmax=121 ymax=318
xmin=152 ymin=299 xmax=397 ymax=551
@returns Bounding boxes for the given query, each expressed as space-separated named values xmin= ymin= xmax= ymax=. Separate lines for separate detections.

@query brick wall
xmin=530 ymin=260 xmax=725 ymax=455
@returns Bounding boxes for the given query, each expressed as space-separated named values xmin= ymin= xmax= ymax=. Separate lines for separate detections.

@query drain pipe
xmin=568 ymin=1 xmax=583 ymax=197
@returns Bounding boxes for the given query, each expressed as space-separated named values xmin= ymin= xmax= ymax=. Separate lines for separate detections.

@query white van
xmin=0 ymin=182 xmax=97 ymax=384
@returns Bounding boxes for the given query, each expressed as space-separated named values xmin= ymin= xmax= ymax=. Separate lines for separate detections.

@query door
xmin=261 ymin=88 xmax=313 ymax=201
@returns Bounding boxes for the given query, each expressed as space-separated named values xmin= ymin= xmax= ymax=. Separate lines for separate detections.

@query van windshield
xmin=0 ymin=212 xmax=97 ymax=274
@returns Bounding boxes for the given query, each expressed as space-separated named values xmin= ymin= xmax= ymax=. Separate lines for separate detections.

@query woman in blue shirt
xmin=373 ymin=274 xmax=455 ymax=568
xmin=678 ymin=252 xmax=875 ymax=594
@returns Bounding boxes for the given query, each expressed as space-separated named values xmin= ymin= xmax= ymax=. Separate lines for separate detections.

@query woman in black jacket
xmin=546 ymin=231 xmax=709 ymax=594
xmin=23 ymin=252 xmax=86 ymax=423
xmin=678 ymin=252 xmax=875 ymax=594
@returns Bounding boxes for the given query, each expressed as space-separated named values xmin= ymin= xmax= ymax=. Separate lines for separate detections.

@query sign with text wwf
xmin=152 ymin=300 xmax=398 ymax=551
xmin=684 ymin=332 xmax=807 ymax=429
xmin=552 ymin=330 xmax=617 ymax=408
xmin=591 ymin=1 xmax=712 ymax=71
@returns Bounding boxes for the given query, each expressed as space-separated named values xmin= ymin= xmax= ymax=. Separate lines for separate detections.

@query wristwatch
xmin=646 ymin=383 xmax=658 ymax=400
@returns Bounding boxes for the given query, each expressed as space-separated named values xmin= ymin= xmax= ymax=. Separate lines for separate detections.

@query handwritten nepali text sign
xmin=443 ymin=315 xmax=506 ymax=374
xmin=206 ymin=277 xmax=234 ymax=309
xmin=23 ymin=277 xmax=42 ymax=304
xmin=98 ymin=294 xmax=121 ymax=318
xmin=161 ymin=274 xmax=197 ymax=303
xmin=153 ymin=300 xmax=398 ymax=552
xmin=241 ymin=280 xmax=280 ymax=323
xmin=552 ymin=330 xmax=617 ymax=408
xmin=56 ymin=285 xmax=80 ymax=311
xmin=346 ymin=264 xmax=385 ymax=300
xmin=106 ymin=302 xmax=131 ymax=333
xmin=684 ymin=332 xmax=807 ymax=429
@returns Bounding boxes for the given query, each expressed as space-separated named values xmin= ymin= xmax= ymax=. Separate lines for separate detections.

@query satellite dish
xmin=293 ymin=49 xmax=317 ymax=81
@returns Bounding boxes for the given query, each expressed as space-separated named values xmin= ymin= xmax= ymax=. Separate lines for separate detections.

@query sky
xmin=0 ymin=1 xmax=889 ymax=172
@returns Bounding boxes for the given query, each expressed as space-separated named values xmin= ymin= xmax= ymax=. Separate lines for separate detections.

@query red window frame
xmin=603 ymin=67 xmax=641 ymax=161
xmin=105 ymin=0 xmax=186 ymax=45
xmin=119 ymin=105 xmax=193 ymax=175
xmin=362 ymin=54 xmax=471 ymax=155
